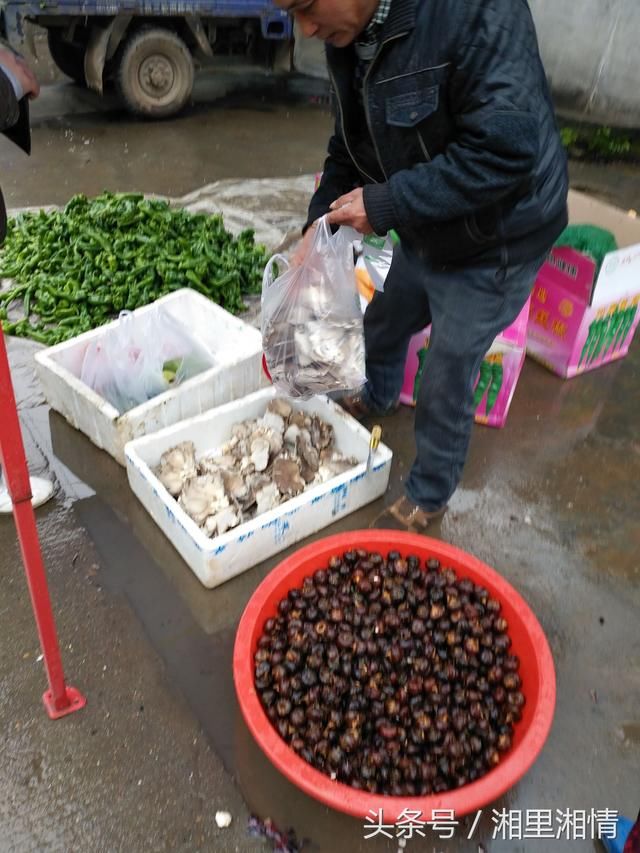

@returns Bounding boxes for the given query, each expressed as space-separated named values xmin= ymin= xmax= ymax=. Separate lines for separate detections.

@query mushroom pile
xmin=156 ymin=398 xmax=359 ymax=538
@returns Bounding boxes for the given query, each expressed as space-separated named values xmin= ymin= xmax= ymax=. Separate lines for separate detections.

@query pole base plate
xmin=43 ymin=685 xmax=87 ymax=720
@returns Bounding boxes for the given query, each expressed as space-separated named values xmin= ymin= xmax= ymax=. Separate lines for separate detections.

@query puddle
xmin=22 ymin=319 xmax=640 ymax=853
xmin=41 ymin=418 xmax=640 ymax=853
xmin=75 ymin=495 xmax=435 ymax=852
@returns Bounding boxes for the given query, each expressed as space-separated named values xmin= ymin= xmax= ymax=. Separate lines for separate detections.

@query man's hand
xmin=0 ymin=48 xmax=40 ymax=99
xmin=327 ymin=188 xmax=373 ymax=234
xmin=289 ymin=220 xmax=318 ymax=267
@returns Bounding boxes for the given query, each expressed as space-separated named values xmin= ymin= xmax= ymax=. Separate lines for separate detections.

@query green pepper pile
xmin=0 ymin=191 xmax=267 ymax=345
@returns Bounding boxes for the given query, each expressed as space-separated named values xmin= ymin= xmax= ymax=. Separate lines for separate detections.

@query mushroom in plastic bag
xmin=261 ymin=216 xmax=366 ymax=400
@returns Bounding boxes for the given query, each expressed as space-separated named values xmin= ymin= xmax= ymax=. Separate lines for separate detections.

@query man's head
xmin=274 ymin=0 xmax=380 ymax=48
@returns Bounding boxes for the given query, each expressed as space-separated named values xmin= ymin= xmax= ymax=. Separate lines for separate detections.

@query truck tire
xmin=116 ymin=28 xmax=194 ymax=119
xmin=47 ymin=30 xmax=87 ymax=85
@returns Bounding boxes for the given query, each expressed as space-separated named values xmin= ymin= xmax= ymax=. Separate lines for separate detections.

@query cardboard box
xmin=399 ymin=297 xmax=531 ymax=429
xmin=527 ymin=190 xmax=640 ymax=378
xmin=355 ymin=245 xmax=530 ymax=429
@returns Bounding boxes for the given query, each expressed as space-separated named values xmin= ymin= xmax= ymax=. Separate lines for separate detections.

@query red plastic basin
xmin=233 ymin=531 xmax=556 ymax=820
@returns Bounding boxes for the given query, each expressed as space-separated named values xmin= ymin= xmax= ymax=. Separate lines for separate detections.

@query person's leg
xmin=406 ymin=251 xmax=548 ymax=512
xmin=355 ymin=244 xmax=432 ymax=413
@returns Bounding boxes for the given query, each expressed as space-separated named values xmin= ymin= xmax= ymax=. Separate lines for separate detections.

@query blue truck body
xmin=2 ymin=0 xmax=292 ymax=43
xmin=1 ymin=0 xmax=294 ymax=116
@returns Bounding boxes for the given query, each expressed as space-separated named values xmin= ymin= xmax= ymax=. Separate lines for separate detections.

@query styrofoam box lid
xmin=34 ymin=289 xmax=263 ymax=420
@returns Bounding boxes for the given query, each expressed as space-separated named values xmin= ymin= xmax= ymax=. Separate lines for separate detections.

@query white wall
xmin=530 ymin=0 xmax=640 ymax=127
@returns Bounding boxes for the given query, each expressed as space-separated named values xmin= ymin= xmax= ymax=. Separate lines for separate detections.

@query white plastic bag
xmin=261 ymin=216 xmax=366 ymax=399
xmin=80 ymin=307 xmax=215 ymax=414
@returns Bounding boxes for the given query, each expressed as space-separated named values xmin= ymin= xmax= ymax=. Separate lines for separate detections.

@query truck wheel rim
xmin=139 ymin=54 xmax=175 ymax=100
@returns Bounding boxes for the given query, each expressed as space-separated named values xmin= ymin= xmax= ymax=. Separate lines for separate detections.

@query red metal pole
xmin=0 ymin=326 xmax=85 ymax=718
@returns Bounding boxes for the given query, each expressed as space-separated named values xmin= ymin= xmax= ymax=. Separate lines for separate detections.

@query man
xmin=277 ymin=0 xmax=568 ymax=531
xmin=0 ymin=45 xmax=40 ymax=242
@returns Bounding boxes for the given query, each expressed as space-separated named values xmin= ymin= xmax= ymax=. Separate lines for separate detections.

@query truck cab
xmin=1 ymin=0 xmax=293 ymax=117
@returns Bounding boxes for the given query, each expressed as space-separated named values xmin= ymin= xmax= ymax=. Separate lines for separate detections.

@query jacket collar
xmin=379 ymin=0 xmax=417 ymax=39
xmin=325 ymin=0 xmax=416 ymax=65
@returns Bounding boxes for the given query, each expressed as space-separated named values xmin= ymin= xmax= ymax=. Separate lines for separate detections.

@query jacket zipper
xmin=329 ymin=29 xmax=410 ymax=185
xmin=328 ymin=66 xmax=378 ymax=184
xmin=363 ymin=31 xmax=410 ymax=181
xmin=417 ymin=129 xmax=432 ymax=162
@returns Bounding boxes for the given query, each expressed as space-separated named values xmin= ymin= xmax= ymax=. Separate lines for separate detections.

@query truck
xmin=0 ymin=0 xmax=293 ymax=118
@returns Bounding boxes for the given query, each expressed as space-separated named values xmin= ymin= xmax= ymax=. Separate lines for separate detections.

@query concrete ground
xmin=0 ymin=75 xmax=639 ymax=853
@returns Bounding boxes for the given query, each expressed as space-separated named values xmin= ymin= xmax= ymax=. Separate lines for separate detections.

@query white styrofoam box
xmin=34 ymin=289 xmax=267 ymax=465
xmin=124 ymin=387 xmax=393 ymax=589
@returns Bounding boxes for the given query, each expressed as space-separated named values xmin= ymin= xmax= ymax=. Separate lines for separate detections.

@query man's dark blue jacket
xmin=307 ymin=0 xmax=569 ymax=267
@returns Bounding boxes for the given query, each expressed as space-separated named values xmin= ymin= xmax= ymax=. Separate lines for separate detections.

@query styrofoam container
xmin=124 ymin=387 xmax=393 ymax=588
xmin=34 ymin=289 xmax=266 ymax=465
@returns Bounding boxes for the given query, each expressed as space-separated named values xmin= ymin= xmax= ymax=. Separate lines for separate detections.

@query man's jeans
xmin=361 ymin=244 xmax=548 ymax=512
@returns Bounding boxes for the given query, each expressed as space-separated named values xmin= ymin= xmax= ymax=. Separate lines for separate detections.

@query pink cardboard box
xmin=353 ymin=234 xmax=531 ymax=430
xmin=400 ymin=297 xmax=531 ymax=429
xmin=527 ymin=190 xmax=640 ymax=378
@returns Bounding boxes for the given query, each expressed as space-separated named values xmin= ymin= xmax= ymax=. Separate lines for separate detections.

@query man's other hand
xmin=0 ymin=48 xmax=40 ymax=99
xmin=290 ymin=220 xmax=318 ymax=267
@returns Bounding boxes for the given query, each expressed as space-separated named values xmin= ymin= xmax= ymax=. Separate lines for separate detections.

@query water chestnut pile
xmin=254 ymin=549 xmax=525 ymax=797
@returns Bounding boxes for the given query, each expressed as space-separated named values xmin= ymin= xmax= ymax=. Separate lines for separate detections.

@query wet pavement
xmin=1 ymin=70 xmax=331 ymax=209
xmin=1 ymin=79 xmax=639 ymax=853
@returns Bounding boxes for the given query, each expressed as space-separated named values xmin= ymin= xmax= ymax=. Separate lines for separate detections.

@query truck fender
xmin=84 ymin=14 xmax=132 ymax=94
